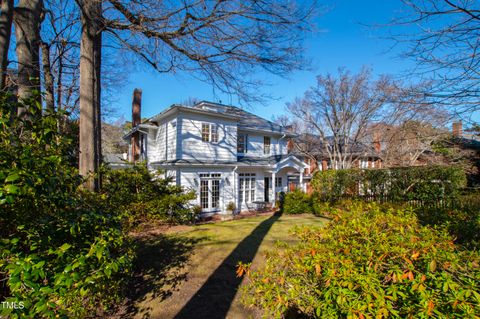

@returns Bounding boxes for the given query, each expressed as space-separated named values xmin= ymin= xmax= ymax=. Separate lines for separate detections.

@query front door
xmin=200 ymin=174 xmax=220 ymax=212
xmin=264 ymin=177 xmax=270 ymax=202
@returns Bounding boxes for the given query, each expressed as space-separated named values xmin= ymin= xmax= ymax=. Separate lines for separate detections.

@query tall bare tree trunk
xmin=14 ymin=0 xmax=43 ymax=114
xmin=41 ymin=42 xmax=54 ymax=111
xmin=94 ymin=27 xmax=102 ymax=189
xmin=56 ymin=54 xmax=63 ymax=110
xmin=0 ymin=0 xmax=13 ymax=90
xmin=78 ymin=0 xmax=102 ymax=190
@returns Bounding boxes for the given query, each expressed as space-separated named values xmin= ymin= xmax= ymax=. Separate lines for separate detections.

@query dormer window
xmin=202 ymin=123 xmax=218 ymax=142
xmin=237 ymin=134 xmax=248 ymax=153
xmin=264 ymin=136 xmax=271 ymax=155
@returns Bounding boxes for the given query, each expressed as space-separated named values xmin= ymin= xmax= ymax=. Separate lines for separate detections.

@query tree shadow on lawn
xmin=119 ymin=233 xmax=203 ymax=319
xmin=173 ymin=212 xmax=281 ymax=319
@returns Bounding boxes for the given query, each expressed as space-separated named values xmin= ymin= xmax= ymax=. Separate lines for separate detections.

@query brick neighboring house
xmin=287 ymin=134 xmax=383 ymax=193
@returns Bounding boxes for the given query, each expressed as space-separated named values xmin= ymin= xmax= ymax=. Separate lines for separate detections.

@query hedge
xmin=311 ymin=166 xmax=467 ymax=203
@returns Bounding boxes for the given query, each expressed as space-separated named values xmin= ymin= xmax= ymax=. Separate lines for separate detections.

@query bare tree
xmin=182 ymin=96 xmax=201 ymax=107
xmin=287 ymin=68 xmax=398 ymax=169
xmin=14 ymin=0 xmax=43 ymax=111
xmin=0 ymin=0 xmax=13 ymax=90
xmin=378 ymin=121 xmax=448 ymax=167
xmin=392 ymin=0 xmax=480 ymax=115
xmin=103 ymin=0 xmax=316 ymax=104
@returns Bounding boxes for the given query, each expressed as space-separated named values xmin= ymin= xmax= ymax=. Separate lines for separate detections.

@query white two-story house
xmin=123 ymin=101 xmax=308 ymax=214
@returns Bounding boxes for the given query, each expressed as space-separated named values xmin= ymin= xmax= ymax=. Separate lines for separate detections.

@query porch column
xmin=299 ymin=169 xmax=305 ymax=192
xmin=272 ymin=171 xmax=276 ymax=205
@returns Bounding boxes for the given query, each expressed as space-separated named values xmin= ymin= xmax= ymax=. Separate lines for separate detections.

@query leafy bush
xmin=100 ymin=164 xmax=196 ymax=227
xmin=282 ymin=189 xmax=313 ymax=214
xmin=311 ymin=166 xmax=467 ymax=203
xmin=242 ymin=202 xmax=480 ymax=318
xmin=0 ymin=96 xmax=133 ymax=318
xmin=415 ymin=192 xmax=480 ymax=250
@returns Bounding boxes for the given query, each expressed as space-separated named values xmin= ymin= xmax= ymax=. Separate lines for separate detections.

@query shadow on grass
xmin=173 ymin=212 xmax=281 ymax=319
xmin=120 ymin=234 xmax=202 ymax=319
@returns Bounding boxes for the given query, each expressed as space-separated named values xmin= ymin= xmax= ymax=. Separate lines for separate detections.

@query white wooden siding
xmin=180 ymin=112 xmax=237 ymax=162
xmin=239 ymin=132 xmax=288 ymax=158
xmin=146 ymin=113 xmax=178 ymax=162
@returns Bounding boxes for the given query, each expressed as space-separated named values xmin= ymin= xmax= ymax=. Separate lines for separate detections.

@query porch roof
xmin=150 ymin=154 xmax=308 ymax=171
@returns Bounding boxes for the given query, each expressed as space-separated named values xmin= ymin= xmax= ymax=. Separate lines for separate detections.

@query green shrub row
xmin=100 ymin=164 xmax=197 ymax=228
xmin=311 ymin=166 xmax=467 ymax=202
xmin=242 ymin=202 xmax=480 ymax=318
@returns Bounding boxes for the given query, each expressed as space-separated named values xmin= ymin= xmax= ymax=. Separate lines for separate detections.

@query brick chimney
xmin=131 ymin=88 xmax=142 ymax=162
xmin=452 ymin=121 xmax=462 ymax=138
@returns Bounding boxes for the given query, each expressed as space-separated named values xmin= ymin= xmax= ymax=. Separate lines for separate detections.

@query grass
xmin=116 ymin=213 xmax=326 ymax=319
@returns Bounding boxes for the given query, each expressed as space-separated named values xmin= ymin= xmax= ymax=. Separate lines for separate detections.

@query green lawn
xmin=117 ymin=213 xmax=326 ymax=319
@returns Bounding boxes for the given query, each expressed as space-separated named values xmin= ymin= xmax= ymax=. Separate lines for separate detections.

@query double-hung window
xmin=202 ymin=123 xmax=218 ymax=143
xmin=264 ymin=136 xmax=271 ymax=155
xmin=239 ymin=173 xmax=256 ymax=203
xmin=237 ymin=134 xmax=248 ymax=153
xmin=275 ymin=177 xmax=282 ymax=188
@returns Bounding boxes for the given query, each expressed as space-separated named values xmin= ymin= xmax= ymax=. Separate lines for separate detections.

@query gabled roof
xmin=122 ymin=123 xmax=158 ymax=140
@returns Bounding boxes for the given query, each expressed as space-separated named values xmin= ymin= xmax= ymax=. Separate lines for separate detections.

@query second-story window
xmin=202 ymin=123 xmax=218 ymax=143
xmin=211 ymin=124 xmax=218 ymax=143
xmin=202 ymin=123 xmax=210 ymax=142
xmin=264 ymin=136 xmax=271 ymax=155
xmin=237 ymin=134 xmax=247 ymax=153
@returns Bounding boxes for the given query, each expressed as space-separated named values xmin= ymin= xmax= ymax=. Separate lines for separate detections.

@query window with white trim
xmin=239 ymin=173 xmax=256 ymax=203
xmin=237 ymin=134 xmax=248 ymax=153
xmin=199 ymin=173 xmax=221 ymax=211
xmin=264 ymin=136 xmax=271 ymax=154
xmin=202 ymin=123 xmax=218 ymax=143
xmin=211 ymin=124 xmax=218 ymax=143
xmin=275 ymin=177 xmax=282 ymax=188
xmin=202 ymin=123 xmax=210 ymax=142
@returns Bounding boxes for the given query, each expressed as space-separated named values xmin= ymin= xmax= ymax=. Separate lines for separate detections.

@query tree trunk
xmin=78 ymin=0 xmax=102 ymax=191
xmin=13 ymin=0 xmax=43 ymax=113
xmin=0 ymin=0 xmax=13 ymax=90
xmin=94 ymin=26 xmax=102 ymax=189
xmin=41 ymin=42 xmax=54 ymax=111
xmin=56 ymin=53 xmax=63 ymax=111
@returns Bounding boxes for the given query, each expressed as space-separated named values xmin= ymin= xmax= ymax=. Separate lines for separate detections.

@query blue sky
xmin=110 ymin=0 xmax=413 ymax=123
